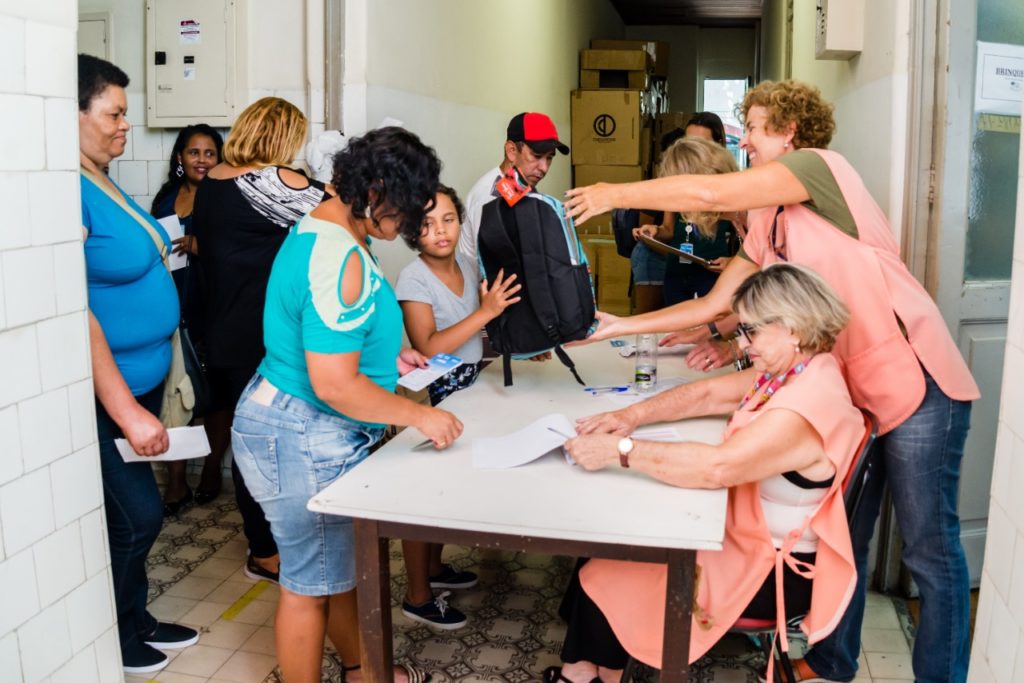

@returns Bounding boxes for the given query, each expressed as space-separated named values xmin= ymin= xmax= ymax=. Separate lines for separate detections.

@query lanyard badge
xmin=495 ymin=167 xmax=532 ymax=206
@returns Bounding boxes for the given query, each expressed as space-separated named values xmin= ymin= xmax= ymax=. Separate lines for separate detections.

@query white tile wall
xmin=2 ymin=246 xmax=56 ymax=327
xmin=0 ymin=173 xmax=31 ymax=250
xmin=17 ymin=599 xmax=72 ymax=681
xmin=115 ymin=159 xmax=149 ymax=195
xmin=50 ymin=444 xmax=103 ymax=528
xmin=50 ymin=645 xmax=99 ymax=683
xmin=0 ymin=325 xmax=41 ymax=406
xmin=0 ymin=94 xmax=45 ymax=170
xmin=18 ymin=387 xmax=72 ymax=470
xmin=29 ymin=171 xmax=81 ymax=246
xmin=0 ymin=406 xmax=20 ymax=485
xmin=0 ymin=549 xmax=40 ymax=635
xmin=43 ymin=97 xmax=79 ymax=170
xmin=65 ymin=571 xmax=116 ymax=652
xmin=78 ymin=508 xmax=108 ymax=579
xmin=24 ymin=22 xmax=75 ymax=98
xmin=986 ymin=593 xmax=1019 ymax=683
xmin=32 ymin=523 xmax=85 ymax=607
xmin=0 ymin=468 xmax=55 ymax=555
xmin=0 ymin=7 xmax=114 ymax=678
xmin=67 ymin=378 xmax=97 ymax=451
xmin=0 ymin=16 xmax=25 ymax=94
xmin=36 ymin=311 xmax=89 ymax=390
xmin=132 ymin=124 xmax=165 ymax=161
xmin=0 ymin=632 xmax=20 ymax=683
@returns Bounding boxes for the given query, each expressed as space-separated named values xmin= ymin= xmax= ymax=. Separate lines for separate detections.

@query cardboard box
xmin=595 ymin=242 xmax=632 ymax=316
xmin=571 ymin=90 xmax=645 ymax=166
xmin=591 ymin=39 xmax=671 ymax=77
xmin=572 ymin=165 xmax=646 ymax=234
xmin=654 ymin=112 xmax=692 ymax=148
xmin=580 ymin=69 xmax=649 ymax=90
xmin=580 ymin=48 xmax=651 ymax=72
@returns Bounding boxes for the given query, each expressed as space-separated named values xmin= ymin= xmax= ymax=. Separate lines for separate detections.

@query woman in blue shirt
xmin=231 ymin=127 xmax=461 ymax=683
xmin=78 ymin=54 xmax=200 ymax=675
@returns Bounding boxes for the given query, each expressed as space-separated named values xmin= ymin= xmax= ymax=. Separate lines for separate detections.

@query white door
xmin=923 ymin=0 xmax=1022 ymax=588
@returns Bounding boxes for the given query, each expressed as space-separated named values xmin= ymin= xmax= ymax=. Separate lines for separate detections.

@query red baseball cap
xmin=506 ymin=112 xmax=570 ymax=155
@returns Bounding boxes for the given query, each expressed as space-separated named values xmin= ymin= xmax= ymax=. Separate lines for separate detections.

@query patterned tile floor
xmin=127 ymin=492 xmax=917 ymax=683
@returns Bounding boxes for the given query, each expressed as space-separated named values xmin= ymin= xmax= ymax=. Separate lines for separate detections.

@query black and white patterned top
xmin=190 ymin=166 xmax=328 ymax=369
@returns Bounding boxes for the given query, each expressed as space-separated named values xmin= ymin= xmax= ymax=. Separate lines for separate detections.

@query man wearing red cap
xmin=458 ymin=112 xmax=570 ymax=262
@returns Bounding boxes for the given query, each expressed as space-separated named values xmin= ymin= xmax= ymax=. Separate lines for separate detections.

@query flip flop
xmin=542 ymin=666 xmax=601 ymax=683
xmin=343 ymin=663 xmax=432 ymax=683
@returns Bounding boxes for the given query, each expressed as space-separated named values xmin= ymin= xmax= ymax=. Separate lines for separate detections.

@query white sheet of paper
xmin=157 ymin=215 xmax=188 ymax=271
xmin=631 ymin=426 xmax=682 ymax=442
xmin=472 ymin=413 xmax=577 ymax=469
xmin=115 ymin=426 xmax=210 ymax=463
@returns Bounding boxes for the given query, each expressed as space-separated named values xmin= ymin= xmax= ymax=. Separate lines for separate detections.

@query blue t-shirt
xmin=258 ymin=215 xmax=402 ymax=426
xmin=81 ymin=173 xmax=180 ymax=395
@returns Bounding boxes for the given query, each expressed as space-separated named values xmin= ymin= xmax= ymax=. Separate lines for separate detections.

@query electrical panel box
xmin=815 ymin=0 xmax=865 ymax=61
xmin=145 ymin=0 xmax=246 ymax=127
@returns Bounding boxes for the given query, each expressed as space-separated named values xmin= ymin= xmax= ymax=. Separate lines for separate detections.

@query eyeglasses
xmin=736 ymin=322 xmax=761 ymax=344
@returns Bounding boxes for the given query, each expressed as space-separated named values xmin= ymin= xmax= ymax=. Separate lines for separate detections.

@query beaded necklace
xmin=737 ymin=356 xmax=812 ymax=411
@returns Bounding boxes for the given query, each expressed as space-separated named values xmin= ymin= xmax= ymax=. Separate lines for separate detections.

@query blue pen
xmin=585 ymin=385 xmax=630 ymax=394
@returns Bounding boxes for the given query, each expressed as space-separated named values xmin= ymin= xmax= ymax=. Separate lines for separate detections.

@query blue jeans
xmin=96 ymin=385 xmax=164 ymax=657
xmin=805 ymin=372 xmax=972 ymax=683
xmin=231 ymin=375 xmax=384 ymax=596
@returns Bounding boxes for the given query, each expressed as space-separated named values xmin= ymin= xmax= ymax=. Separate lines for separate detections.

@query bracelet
xmin=708 ymin=322 xmax=722 ymax=341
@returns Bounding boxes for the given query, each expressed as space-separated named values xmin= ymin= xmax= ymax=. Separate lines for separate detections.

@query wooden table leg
xmin=354 ymin=518 xmax=393 ymax=683
xmin=661 ymin=549 xmax=695 ymax=683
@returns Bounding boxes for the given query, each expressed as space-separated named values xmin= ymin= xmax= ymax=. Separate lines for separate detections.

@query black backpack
xmin=478 ymin=186 xmax=597 ymax=386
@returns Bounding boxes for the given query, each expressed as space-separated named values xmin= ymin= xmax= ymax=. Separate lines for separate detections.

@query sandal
xmin=343 ymin=663 xmax=432 ymax=683
xmin=542 ymin=666 xmax=600 ymax=683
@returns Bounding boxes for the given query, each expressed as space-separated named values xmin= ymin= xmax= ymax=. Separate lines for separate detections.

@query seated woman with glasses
xmin=545 ymin=264 xmax=863 ymax=683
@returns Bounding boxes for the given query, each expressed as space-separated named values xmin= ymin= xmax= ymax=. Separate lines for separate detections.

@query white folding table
xmin=308 ymin=342 xmax=730 ymax=682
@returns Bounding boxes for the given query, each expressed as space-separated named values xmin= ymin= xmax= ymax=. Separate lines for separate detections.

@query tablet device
xmin=638 ymin=234 xmax=714 ymax=269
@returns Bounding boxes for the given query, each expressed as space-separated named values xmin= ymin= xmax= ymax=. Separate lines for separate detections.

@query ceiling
xmin=609 ymin=0 xmax=763 ymax=26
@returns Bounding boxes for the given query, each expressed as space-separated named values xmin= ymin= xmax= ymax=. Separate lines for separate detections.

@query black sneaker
xmin=122 ymin=642 xmax=170 ymax=674
xmin=428 ymin=563 xmax=478 ymax=589
xmin=401 ymin=591 xmax=467 ymax=630
xmin=144 ymin=622 xmax=200 ymax=650
xmin=244 ymin=553 xmax=280 ymax=584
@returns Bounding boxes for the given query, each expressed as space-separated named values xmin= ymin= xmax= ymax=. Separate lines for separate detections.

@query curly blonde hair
xmin=222 ymin=97 xmax=308 ymax=168
xmin=658 ymin=137 xmax=738 ymax=238
xmin=740 ymin=80 xmax=835 ymax=150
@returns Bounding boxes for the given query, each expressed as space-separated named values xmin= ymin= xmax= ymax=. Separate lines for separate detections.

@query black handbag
xmin=180 ymin=326 xmax=211 ymax=418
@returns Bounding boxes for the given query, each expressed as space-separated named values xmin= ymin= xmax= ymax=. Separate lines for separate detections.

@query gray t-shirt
xmin=394 ymin=254 xmax=483 ymax=363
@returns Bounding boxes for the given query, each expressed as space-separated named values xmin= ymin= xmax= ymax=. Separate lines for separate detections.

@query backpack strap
xmin=512 ymin=198 xmax=562 ymax=345
xmin=553 ymin=345 xmax=585 ymax=385
xmin=502 ymin=352 xmax=513 ymax=387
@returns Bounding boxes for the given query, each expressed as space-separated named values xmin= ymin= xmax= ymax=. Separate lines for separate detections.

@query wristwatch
xmin=708 ymin=321 xmax=723 ymax=341
xmin=617 ymin=437 xmax=634 ymax=468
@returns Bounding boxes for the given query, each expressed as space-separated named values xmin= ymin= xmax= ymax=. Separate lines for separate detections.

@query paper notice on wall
xmin=179 ymin=19 xmax=201 ymax=45
xmin=975 ymin=41 xmax=1024 ymax=116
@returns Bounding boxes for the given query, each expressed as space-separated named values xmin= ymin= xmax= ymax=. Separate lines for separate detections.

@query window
xmin=703 ymin=78 xmax=749 ymax=168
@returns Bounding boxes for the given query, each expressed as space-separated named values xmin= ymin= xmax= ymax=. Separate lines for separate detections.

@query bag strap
xmin=81 ymin=166 xmax=171 ymax=269
xmin=553 ymin=346 xmax=585 ymax=386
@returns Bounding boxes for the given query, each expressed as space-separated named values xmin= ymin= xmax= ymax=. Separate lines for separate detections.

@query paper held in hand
xmin=397 ymin=353 xmax=464 ymax=392
xmin=156 ymin=215 xmax=188 ymax=271
xmin=115 ymin=426 xmax=211 ymax=463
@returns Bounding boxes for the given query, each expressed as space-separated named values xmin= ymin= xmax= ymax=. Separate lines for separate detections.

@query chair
xmin=619 ymin=409 xmax=880 ymax=683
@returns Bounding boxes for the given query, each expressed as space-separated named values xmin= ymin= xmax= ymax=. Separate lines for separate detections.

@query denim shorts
xmin=630 ymin=242 xmax=666 ymax=285
xmin=231 ymin=375 xmax=384 ymax=596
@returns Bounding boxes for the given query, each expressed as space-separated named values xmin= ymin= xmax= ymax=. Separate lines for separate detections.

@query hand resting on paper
xmin=575 ymin=407 xmax=639 ymax=437
xmin=564 ymin=433 xmax=619 ymax=471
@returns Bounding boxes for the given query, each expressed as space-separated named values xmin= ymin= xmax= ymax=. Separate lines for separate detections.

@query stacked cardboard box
xmin=571 ymin=40 xmax=670 ymax=314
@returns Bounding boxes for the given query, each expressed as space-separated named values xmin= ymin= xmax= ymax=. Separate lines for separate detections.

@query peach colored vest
xmin=580 ymin=354 xmax=863 ymax=666
xmin=743 ymin=149 xmax=979 ymax=434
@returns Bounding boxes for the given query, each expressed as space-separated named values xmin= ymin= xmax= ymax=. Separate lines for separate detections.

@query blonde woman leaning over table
xmin=564 ymin=79 xmax=979 ymax=683
xmin=546 ymin=264 xmax=862 ymax=683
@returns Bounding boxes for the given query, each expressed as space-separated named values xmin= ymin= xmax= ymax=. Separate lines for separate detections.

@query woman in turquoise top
xmin=78 ymin=54 xmax=200 ymax=675
xmin=231 ymin=127 xmax=460 ymax=683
